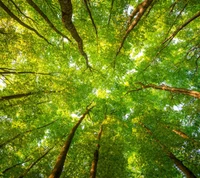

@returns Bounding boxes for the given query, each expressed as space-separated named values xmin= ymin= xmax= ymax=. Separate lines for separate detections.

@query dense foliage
xmin=0 ymin=0 xmax=200 ymax=177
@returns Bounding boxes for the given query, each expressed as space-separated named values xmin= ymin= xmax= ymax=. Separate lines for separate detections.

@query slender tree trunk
xmin=138 ymin=121 xmax=197 ymax=178
xmin=49 ymin=105 xmax=94 ymax=178
xmin=0 ymin=119 xmax=58 ymax=148
xmin=0 ymin=71 xmax=53 ymax=75
xmin=2 ymin=158 xmax=31 ymax=174
xmin=58 ymin=0 xmax=90 ymax=68
xmin=26 ymin=0 xmax=71 ymax=41
xmin=90 ymin=124 xmax=103 ymax=178
xmin=19 ymin=147 xmax=53 ymax=178
xmin=0 ymin=89 xmax=64 ymax=101
xmin=127 ymin=82 xmax=200 ymax=99
xmin=116 ymin=0 xmax=153 ymax=57
xmin=168 ymin=152 xmax=196 ymax=178
xmin=0 ymin=1 xmax=50 ymax=44
xmin=163 ymin=11 xmax=200 ymax=44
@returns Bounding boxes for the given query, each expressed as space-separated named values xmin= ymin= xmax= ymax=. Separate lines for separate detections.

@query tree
xmin=0 ymin=0 xmax=199 ymax=177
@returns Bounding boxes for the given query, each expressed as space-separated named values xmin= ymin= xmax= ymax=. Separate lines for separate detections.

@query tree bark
xmin=127 ymin=83 xmax=200 ymax=99
xmin=49 ymin=105 xmax=94 ymax=178
xmin=90 ymin=124 xmax=103 ymax=178
xmin=0 ymin=1 xmax=50 ymax=44
xmin=138 ymin=121 xmax=197 ymax=178
xmin=116 ymin=0 xmax=153 ymax=57
xmin=26 ymin=0 xmax=71 ymax=41
xmin=58 ymin=0 xmax=90 ymax=68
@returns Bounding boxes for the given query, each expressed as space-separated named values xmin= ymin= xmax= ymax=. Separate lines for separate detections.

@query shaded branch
xmin=0 ymin=89 xmax=66 ymax=101
xmin=9 ymin=0 xmax=36 ymax=23
xmin=0 ymin=119 xmax=59 ymax=148
xmin=19 ymin=147 xmax=53 ymax=178
xmin=26 ymin=0 xmax=71 ymax=41
xmin=2 ymin=158 xmax=31 ymax=174
xmin=0 ymin=71 xmax=54 ymax=75
xmin=0 ymin=1 xmax=50 ymax=44
xmin=107 ymin=0 xmax=115 ymax=25
xmin=83 ymin=0 xmax=98 ymax=37
xmin=163 ymin=11 xmax=200 ymax=44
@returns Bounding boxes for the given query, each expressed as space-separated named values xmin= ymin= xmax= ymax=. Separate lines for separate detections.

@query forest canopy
xmin=0 ymin=0 xmax=200 ymax=177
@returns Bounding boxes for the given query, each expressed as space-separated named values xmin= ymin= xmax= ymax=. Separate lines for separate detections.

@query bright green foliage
xmin=0 ymin=0 xmax=200 ymax=177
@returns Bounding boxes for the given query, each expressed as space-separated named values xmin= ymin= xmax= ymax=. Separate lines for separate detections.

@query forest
xmin=0 ymin=0 xmax=200 ymax=177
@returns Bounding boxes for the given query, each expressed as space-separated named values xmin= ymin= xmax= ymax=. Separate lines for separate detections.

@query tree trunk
xmin=26 ymin=0 xmax=71 ymax=41
xmin=116 ymin=0 xmax=153 ymax=57
xmin=49 ymin=105 xmax=94 ymax=178
xmin=90 ymin=124 xmax=103 ymax=178
xmin=138 ymin=121 xmax=197 ymax=178
xmin=168 ymin=152 xmax=197 ymax=178
xmin=58 ymin=0 xmax=90 ymax=68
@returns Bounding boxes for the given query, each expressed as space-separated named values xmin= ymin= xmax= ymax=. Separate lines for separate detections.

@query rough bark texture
xmin=49 ymin=106 xmax=94 ymax=178
xmin=90 ymin=125 xmax=103 ymax=178
xmin=58 ymin=0 xmax=90 ymax=68
xmin=127 ymin=83 xmax=200 ymax=99
xmin=116 ymin=0 xmax=153 ymax=57
xmin=26 ymin=0 xmax=71 ymax=41
xmin=138 ymin=122 xmax=197 ymax=178
xmin=0 ymin=1 xmax=50 ymax=44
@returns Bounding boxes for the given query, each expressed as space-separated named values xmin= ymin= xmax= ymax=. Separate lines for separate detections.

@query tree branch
xmin=126 ymin=83 xmax=200 ymax=99
xmin=0 ymin=1 xmax=50 ymax=44
xmin=163 ymin=11 xmax=200 ymax=44
xmin=58 ymin=0 xmax=90 ymax=68
xmin=26 ymin=0 xmax=71 ymax=41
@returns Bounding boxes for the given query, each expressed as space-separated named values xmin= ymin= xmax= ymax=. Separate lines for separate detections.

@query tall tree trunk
xmin=90 ymin=124 xmax=103 ymax=178
xmin=168 ymin=152 xmax=197 ymax=178
xmin=19 ymin=147 xmax=53 ymax=178
xmin=138 ymin=121 xmax=197 ymax=178
xmin=58 ymin=0 xmax=90 ymax=68
xmin=127 ymin=82 xmax=200 ymax=99
xmin=49 ymin=105 xmax=94 ymax=178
